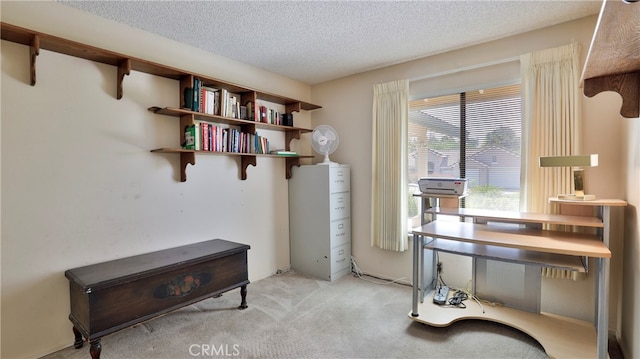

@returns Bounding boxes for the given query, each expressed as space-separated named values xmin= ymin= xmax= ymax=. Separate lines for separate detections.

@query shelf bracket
xmin=285 ymin=130 xmax=302 ymax=151
xmin=241 ymin=123 xmax=256 ymax=136
xmin=285 ymin=157 xmax=302 ymax=179
xmin=240 ymin=156 xmax=256 ymax=180
xmin=584 ymin=73 xmax=640 ymax=118
xmin=285 ymin=102 xmax=302 ymax=114
xmin=117 ymin=59 xmax=131 ymax=100
xmin=179 ymin=152 xmax=195 ymax=182
xmin=30 ymin=34 xmax=40 ymax=86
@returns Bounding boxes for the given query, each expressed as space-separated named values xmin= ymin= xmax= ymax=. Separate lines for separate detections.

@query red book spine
xmin=202 ymin=123 xmax=209 ymax=151
xmin=260 ymin=106 xmax=267 ymax=123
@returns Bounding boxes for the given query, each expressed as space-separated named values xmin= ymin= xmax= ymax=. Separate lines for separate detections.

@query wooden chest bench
xmin=65 ymin=239 xmax=250 ymax=359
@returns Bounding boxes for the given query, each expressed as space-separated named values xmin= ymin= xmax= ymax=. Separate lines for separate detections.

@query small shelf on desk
xmin=548 ymin=197 xmax=628 ymax=207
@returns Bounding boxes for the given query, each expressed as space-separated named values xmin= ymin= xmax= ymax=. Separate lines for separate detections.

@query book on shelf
xmin=253 ymin=132 xmax=270 ymax=154
xmin=183 ymin=87 xmax=194 ymax=110
xmin=268 ymin=109 xmax=281 ymax=125
xmin=183 ymin=124 xmax=196 ymax=150
xmin=200 ymin=86 xmax=218 ymax=115
xmin=182 ymin=120 xmax=277 ymax=155
xmin=252 ymin=102 xmax=259 ymax=122
xmin=252 ymin=103 xmax=286 ymax=125
xmin=193 ymin=121 xmax=201 ymax=150
xmin=259 ymin=105 xmax=268 ymax=123
xmin=228 ymin=93 xmax=239 ymax=119
xmin=269 ymin=150 xmax=298 ymax=156
xmin=281 ymin=113 xmax=293 ymax=126
xmin=239 ymin=105 xmax=247 ymax=120
xmin=245 ymin=101 xmax=255 ymax=121
xmin=202 ymin=122 xmax=210 ymax=151
xmin=193 ymin=78 xmax=201 ymax=112
xmin=184 ymin=81 xmax=255 ymax=118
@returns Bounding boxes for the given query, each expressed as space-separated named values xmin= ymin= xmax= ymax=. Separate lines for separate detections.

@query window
xmin=408 ymin=84 xmax=522 ymax=215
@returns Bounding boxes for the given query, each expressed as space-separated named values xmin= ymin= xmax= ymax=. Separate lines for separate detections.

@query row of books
xmin=183 ymin=121 xmax=271 ymax=154
xmin=258 ymin=105 xmax=288 ymax=126
xmin=184 ymin=79 xmax=244 ymax=119
xmin=183 ymin=79 xmax=293 ymax=126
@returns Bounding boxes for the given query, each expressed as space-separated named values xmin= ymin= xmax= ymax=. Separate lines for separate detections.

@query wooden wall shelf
xmin=151 ymin=148 xmax=313 ymax=181
xmin=149 ymin=107 xmax=313 ymax=135
xmin=149 ymin=106 xmax=314 ymax=181
xmin=0 ymin=22 xmax=321 ymax=110
xmin=1 ymin=22 xmax=322 ymax=182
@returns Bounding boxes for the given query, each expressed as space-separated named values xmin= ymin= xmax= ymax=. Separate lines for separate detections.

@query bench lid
xmin=65 ymin=239 xmax=250 ymax=291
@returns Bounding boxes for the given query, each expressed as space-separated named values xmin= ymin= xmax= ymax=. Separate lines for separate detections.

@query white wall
xmin=311 ymin=12 xmax=630 ymax=342
xmin=1 ymin=2 xmax=312 ymax=358
xmin=620 ymin=108 xmax=640 ymax=359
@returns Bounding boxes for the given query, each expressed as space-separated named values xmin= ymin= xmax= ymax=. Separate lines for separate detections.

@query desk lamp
xmin=539 ymin=154 xmax=598 ymax=200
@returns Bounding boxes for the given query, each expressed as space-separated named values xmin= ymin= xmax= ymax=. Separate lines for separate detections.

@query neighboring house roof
xmin=410 ymin=110 xmax=467 ymax=139
xmin=463 ymin=157 xmax=489 ymax=169
xmin=472 ymin=145 xmax=520 ymax=158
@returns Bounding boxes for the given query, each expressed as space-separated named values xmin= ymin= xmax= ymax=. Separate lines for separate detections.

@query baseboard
xmin=608 ymin=332 xmax=624 ymax=359
xmin=275 ymin=266 xmax=291 ymax=275
xmin=616 ymin=332 xmax=631 ymax=359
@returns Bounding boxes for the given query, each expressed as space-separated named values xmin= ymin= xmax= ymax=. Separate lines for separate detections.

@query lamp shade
xmin=538 ymin=154 xmax=598 ymax=167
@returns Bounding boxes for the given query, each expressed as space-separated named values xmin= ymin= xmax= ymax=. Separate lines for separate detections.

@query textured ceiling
xmin=57 ymin=1 xmax=602 ymax=85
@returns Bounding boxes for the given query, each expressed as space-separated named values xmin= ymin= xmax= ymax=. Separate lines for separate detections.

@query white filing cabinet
xmin=288 ymin=164 xmax=351 ymax=281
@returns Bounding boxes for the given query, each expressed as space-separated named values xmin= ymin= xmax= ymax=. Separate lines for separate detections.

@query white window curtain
xmin=371 ymin=80 xmax=409 ymax=252
xmin=520 ymin=43 xmax=582 ymax=214
xmin=520 ymin=43 xmax=582 ymax=280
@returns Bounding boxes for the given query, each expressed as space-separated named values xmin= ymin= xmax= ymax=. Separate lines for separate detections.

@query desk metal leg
xmin=596 ymin=257 xmax=609 ymax=359
xmin=596 ymin=205 xmax=611 ymax=359
xmin=412 ymin=232 xmax=420 ymax=317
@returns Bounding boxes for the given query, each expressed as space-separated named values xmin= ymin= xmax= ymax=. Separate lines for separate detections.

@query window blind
xmin=408 ymin=84 xmax=521 ymax=212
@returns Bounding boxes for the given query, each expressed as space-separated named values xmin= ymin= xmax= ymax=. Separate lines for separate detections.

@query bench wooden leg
xmin=72 ymin=326 xmax=84 ymax=349
xmin=239 ymin=285 xmax=248 ymax=310
xmin=89 ymin=338 xmax=102 ymax=359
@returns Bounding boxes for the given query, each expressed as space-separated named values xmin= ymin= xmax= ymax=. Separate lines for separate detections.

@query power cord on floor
xmin=351 ymin=256 xmax=408 ymax=286
xmin=434 ymin=257 xmax=496 ymax=313
xmin=350 ymin=254 xmax=499 ymax=313
xmin=446 ymin=290 xmax=468 ymax=308
xmin=444 ymin=280 xmax=508 ymax=313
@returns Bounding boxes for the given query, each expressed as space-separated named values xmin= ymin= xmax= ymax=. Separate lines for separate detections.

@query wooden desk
xmin=409 ymin=209 xmax=615 ymax=359
xmin=65 ymin=239 xmax=250 ymax=359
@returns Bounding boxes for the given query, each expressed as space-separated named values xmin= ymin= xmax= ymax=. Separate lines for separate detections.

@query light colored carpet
xmin=42 ymin=270 xmax=548 ymax=359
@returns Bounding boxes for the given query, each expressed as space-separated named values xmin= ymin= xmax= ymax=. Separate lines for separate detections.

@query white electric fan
xmin=311 ymin=125 xmax=339 ymax=164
